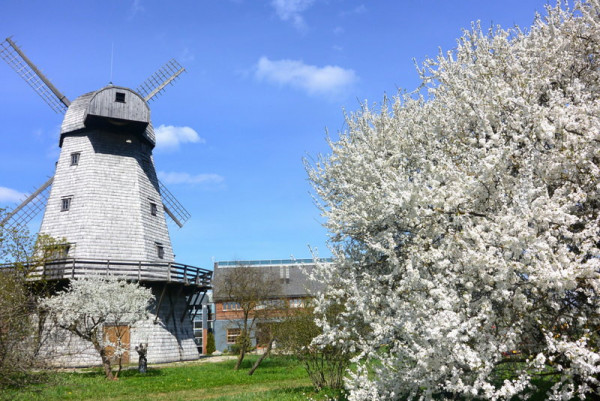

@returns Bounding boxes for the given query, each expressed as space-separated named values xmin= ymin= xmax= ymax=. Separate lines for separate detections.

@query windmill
xmin=0 ymin=37 xmax=212 ymax=366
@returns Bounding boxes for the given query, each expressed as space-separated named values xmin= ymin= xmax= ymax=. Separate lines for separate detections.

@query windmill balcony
xmin=3 ymin=258 xmax=212 ymax=289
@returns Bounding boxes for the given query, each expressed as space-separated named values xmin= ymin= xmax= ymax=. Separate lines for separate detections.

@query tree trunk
xmin=115 ymin=356 xmax=123 ymax=379
xmin=234 ymin=346 xmax=246 ymax=371
xmin=248 ymin=337 xmax=274 ymax=376
xmin=234 ymin=325 xmax=249 ymax=371
xmin=90 ymin=336 xmax=115 ymax=380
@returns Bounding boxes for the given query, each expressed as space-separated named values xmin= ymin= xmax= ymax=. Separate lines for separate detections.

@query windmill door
xmin=103 ymin=325 xmax=130 ymax=364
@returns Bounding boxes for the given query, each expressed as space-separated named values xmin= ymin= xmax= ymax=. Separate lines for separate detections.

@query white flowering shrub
xmin=43 ymin=276 xmax=154 ymax=379
xmin=307 ymin=1 xmax=600 ymax=399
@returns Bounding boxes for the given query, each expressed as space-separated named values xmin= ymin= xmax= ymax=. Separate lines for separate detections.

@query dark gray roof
xmin=59 ymin=86 xmax=156 ymax=146
xmin=212 ymin=262 xmax=328 ymax=301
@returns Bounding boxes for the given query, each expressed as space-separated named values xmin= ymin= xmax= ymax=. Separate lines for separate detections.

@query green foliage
xmin=205 ymin=331 xmax=216 ymax=355
xmin=0 ymin=210 xmax=60 ymax=389
xmin=276 ymin=305 xmax=351 ymax=391
xmin=229 ymin=331 xmax=253 ymax=355
xmin=0 ymin=269 xmax=36 ymax=388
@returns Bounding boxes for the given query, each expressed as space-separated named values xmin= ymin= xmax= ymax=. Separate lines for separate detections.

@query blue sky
xmin=0 ymin=0 xmax=549 ymax=268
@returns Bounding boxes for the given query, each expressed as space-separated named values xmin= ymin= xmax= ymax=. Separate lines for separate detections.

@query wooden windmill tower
xmin=0 ymin=37 xmax=211 ymax=366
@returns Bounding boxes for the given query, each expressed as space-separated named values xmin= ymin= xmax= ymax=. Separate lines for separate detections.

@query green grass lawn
xmin=0 ymin=356 xmax=340 ymax=401
xmin=1 ymin=356 xmax=564 ymax=401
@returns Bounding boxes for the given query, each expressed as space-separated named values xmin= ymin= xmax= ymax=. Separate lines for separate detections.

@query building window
xmin=193 ymin=320 xmax=203 ymax=350
xmin=222 ymin=302 xmax=241 ymax=311
xmin=115 ymin=92 xmax=126 ymax=103
xmin=289 ymin=298 xmax=304 ymax=308
xmin=70 ymin=152 xmax=80 ymax=166
xmin=256 ymin=323 xmax=271 ymax=347
xmin=150 ymin=202 xmax=157 ymax=216
xmin=280 ymin=266 xmax=290 ymax=284
xmin=156 ymin=243 xmax=164 ymax=259
xmin=226 ymin=328 xmax=241 ymax=344
xmin=61 ymin=197 xmax=72 ymax=211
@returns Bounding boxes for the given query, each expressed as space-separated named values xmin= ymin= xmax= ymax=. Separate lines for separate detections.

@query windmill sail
xmin=158 ymin=180 xmax=191 ymax=228
xmin=1 ymin=177 xmax=53 ymax=231
xmin=136 ymin=59 xmax=185 ymax=102
xmin=0 ymin=37 xmax=70 ymax=114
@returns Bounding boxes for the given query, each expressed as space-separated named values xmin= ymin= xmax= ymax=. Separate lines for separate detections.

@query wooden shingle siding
xmin=40 ymin=130 xmax=174 ymax=262
xmin=36 ymin=83 xmax=201 ymax=367
xmin=87 ymin=87 xmax=149 ymax=124
xmin=39 ymin=286 xmax=199 ymax=367
xmin=60 ymin=91 xmax=95 ymax=136
xmin=60 ymin=87 xmax=155 ymax=147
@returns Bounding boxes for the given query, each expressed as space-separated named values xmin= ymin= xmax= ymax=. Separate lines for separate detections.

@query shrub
xmin=205 ymin=331 xmax=216 ymax=355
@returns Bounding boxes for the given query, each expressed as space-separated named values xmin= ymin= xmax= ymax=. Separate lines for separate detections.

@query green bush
xmin=276 ymin=305 xmax=351 ymax=391
xmin=229 ymin=332 xmax=253 ymax=355
xmin=206 ymin=331 xmax=216 ymax=355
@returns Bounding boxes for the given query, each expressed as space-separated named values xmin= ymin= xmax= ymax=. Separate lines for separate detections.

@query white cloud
xmin=340 ymin=4 xmax=367 ymax=17
xmin=271 ymin=0 xmax=315 ymax=31
xmin=155 ymin=125 xmax=205 ymax=151
xmin=0 ymin=187 xmax=25 ymax=203
xmin=180 ymin=47 xmax=195 ymax=63
xmin=129 ymin=0 xmax=144 ymax=19
xmin=255 ymin=56 xmax=357 ymax=96
xmin=158 ymin=171 xmax=224 ymax=186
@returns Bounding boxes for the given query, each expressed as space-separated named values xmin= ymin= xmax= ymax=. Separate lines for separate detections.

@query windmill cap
xmin=59 ymin=85 xmax=156 ymax=147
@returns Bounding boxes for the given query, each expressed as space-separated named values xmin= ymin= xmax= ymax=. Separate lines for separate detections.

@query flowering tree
xmin=43 ymin=276 xmax=154 ymax=380
xmin=307 ymin=1 xmax=600 ymax=399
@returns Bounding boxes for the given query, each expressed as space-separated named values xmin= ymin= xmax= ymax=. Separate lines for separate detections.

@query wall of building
xmin=40 ymin=129 xmax=174 ymax=263
xmin=213 ymin=318 xmax=259 ymax=353
xmin=40 ymin=285 xmax=199 ymax=367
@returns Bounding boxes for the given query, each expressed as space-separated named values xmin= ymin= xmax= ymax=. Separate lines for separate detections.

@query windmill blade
xmin=136 ymin=59 xmax=185 ymax=102
xmin=0 ymin=37 xmax=70 ymax=114
xmin=1 ymin=177 xmax=53 ymax=231
xmin=158 ymin=180 xmax=190 ymax=228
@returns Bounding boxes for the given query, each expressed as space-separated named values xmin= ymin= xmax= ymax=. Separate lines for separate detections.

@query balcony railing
xmin=8 ymin=258 xmax=212 ymax=288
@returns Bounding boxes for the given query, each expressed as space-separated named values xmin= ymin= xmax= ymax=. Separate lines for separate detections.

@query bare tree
xmin=0 ymin=210 xmax=61 ymax=388
xmin=213 ymin=263 xmax=281 ymax=371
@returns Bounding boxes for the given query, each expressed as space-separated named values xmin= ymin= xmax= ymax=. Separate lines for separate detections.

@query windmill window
xmin=150 ymin=202 xmax=158 ymax=216
xmin=61 ymin=197 xmax=72 ymax=212
xmin=115 ymin=92 xmax=126 ymax=103
xmin=156 ymin=243 xmax=164 ymax=259
xmin=70 ymin=152 xmax=80 ymax=166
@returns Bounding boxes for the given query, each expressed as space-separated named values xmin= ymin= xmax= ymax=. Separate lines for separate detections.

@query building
xmin=190 ymin=291 xmax=215 ymax=355
xmin=211 ymin=259 xmax=330 ymax=353
xmin=0 ymin=37 xmax=211 ymax=367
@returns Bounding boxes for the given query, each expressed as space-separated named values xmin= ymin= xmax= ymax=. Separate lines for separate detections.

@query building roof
xmin=212 ymin=259 xmax=331 ymax=301
xmin=59 ymin=85 xmax=155 ymax=147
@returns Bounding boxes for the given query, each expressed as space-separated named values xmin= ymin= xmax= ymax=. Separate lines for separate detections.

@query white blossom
xmin=308 ymin=1 xmax=600 ymax=399
xmin=43 ymin=275 xmax=154 ymax=379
